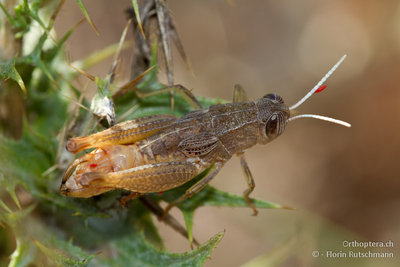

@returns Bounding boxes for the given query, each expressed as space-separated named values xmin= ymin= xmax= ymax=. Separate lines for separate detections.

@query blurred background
xmin=55 ymin=0 xmax=400 ymax=266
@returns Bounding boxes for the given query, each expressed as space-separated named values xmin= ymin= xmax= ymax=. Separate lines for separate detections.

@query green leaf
xmin=182 ymin=210 xmax=195 ymax=245
xmin=0 ymin=2 xmax=17 ymax=26
xmin=8 ymin=238 xmax=37 ymax=267
xmin=72 ymin=41 xmax=131 ymax=72
xmin=1 ymin=201 xmax=37 ymax=267
xmin=101 ymin=231 xmax=224 ymax=267
xmin=131 ymin=0 xmax=145 ymax=37
xmin=0 ymin=131 xmax=54 ymax=196
xmin=74 ymin=0 xmax=99 ymax=35
xmin=0 ymin=199 xmax=13 ymax=214
xmin=0 ymin=196 xmax=95 ymax=267
xmin=182 ymin=186 xmax=285 ymax=210
xmin=0 ymin=59 xmax=26 ymax=94
xmin=157 ymin=167 xmax=285 ymax=212
xmin=0 ymin=172 xmax=21 ymax=209
xmin=176 ymin=185 xmax=286 ymax=239
xmin=33 ymin=238 xmax=95 ymax=267
xmin=0 ymin=1 xmax=30 ymax=37
xmin=154 ymin=165 xmax=286 ymax=243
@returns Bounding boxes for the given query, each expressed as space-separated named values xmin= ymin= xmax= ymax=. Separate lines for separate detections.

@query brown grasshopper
xmin=60 ymin=55 xmax=350 ymax=215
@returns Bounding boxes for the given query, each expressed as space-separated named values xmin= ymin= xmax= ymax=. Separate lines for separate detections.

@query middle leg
xmin=237 ymin=152 xmax=258 ymax=216
xmin=162 ymin=162 xmax=223 ymax=217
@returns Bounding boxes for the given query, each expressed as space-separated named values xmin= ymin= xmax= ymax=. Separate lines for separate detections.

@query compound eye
xmin=263 ymin=94 xmax=284 ymax=104
xmin=265 ymin=113 xmax=285 ymax=138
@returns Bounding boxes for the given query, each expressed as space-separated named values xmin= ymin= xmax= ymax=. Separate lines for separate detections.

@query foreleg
xmin=237 ymin=152 xmax=258 ymax=216
xmin=232 ymin=85 xmax=258 ymax=215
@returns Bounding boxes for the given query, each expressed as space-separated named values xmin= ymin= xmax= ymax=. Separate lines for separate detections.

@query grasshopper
xmin=60 ymin=55 xmax=350 ymax=215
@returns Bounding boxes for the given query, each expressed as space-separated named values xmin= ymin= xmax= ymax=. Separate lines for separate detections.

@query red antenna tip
xmin=315 ymin=85 xmax=327 ymax=93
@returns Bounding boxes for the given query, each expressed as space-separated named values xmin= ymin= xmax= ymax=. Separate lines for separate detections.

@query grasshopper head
xmin=256 ymin=55 xmax=351 ymax=145
xmin=256 ymin=94 xmax=290 ymax=144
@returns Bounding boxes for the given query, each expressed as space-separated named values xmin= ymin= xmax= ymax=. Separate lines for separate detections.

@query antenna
xmin=289 ymin=55 xmax=347 ymax=110
xmin=287 ymin=114 xmax=351 ymax=127
xmin=287 ymin=55 xmax=351 ymax=128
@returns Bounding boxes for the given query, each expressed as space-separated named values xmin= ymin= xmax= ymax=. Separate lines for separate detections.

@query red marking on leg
xmin=89 ymin=164 xmax=98 ymax=168
xmin=158 ymin=191 xmax=163 ymax=195
xmin=315 ymin=85 xmax=327 ymax=93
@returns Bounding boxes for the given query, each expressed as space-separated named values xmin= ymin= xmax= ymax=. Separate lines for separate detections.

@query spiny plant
xmin=0 ymin=1 xmax=284 ymax=266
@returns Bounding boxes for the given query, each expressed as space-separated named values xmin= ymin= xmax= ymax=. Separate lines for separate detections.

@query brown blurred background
xmin=56 ymin=0 xmax=400 ymax=266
